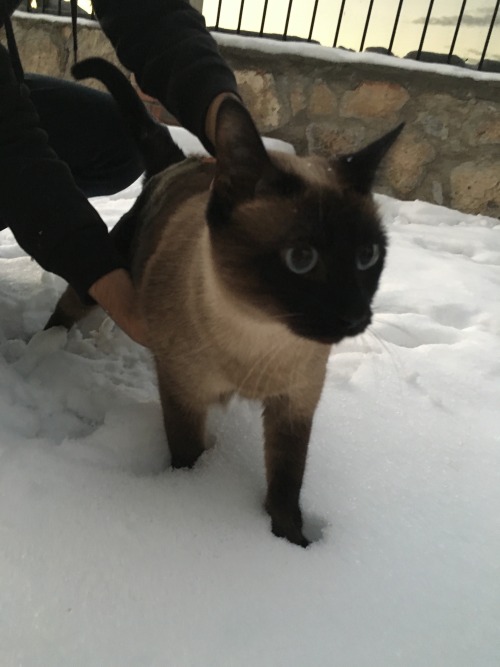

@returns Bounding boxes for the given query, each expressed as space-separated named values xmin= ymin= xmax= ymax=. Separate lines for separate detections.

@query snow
xmin=1 ymin=127 xmax=499 ymax=667
xmin=214 ymin=31 xmax=500 ymax=82
xmin=168 ymin=125 xmax=295 ymax=156
xmin=14 ymin=9 xmax=97 ymax=28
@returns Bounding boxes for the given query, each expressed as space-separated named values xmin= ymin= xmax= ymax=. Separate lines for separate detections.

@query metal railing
xmin=20 ymin=0 xmax=94 ymax=19
xmin=18 ymin=0 xmax=500 ymax=71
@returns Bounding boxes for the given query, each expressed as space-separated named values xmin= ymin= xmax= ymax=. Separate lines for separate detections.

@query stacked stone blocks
xmin=6 ymin=14 xmax=500 ymax=216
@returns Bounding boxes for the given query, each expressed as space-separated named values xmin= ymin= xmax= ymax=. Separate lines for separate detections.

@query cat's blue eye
xmin=356 ymin=243 xmax=380 ymax=271
xmin=283 ymin=246 xmax=319 ymax=275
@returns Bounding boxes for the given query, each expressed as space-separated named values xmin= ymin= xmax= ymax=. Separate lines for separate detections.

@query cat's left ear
xmin=336 ymin=123 xmax=404 ymax=194
xmin=212 ymin=97 xmax=277 ymax=203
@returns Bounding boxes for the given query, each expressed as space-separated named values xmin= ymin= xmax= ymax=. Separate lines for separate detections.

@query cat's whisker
xmin=357 ymin=323 xmax=406 ymax=388
xmin=367 ymin=327 xmax=400 ymax=366
xmin=268 ymin=310 xmax=301 ymax=325
xmin=334 ymin=322 xmax=401 ymax=376
xmin=255 ymin=343 xmax=285 ymax=395
xmin=371 ymin=311 xmax=422 ymax=344
xmin=362 ymin=325 xmax=393 ymax=356
xmin=370 ymin=316 xmax=429 ymax=386
xmin=166 ymin=339 xmax=213 ymax=363
xmin=236 ymin=337 xmax=284 ymax=396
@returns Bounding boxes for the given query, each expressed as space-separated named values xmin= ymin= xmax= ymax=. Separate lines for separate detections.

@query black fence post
xmin=479 ymin=0 xmax=499 ymax=70
xmin=417 ymin=0 xmax=435 ymax=61
xmin=448 ymin=0 xmax=467 ymax=64
xmin=388 ymin=0 xmax=404 ymax=54
xmin=360 ymin=0 xmax=375 ymax=52
xmin=15 ymin=0 xmax=500 ymax=73
xmin=308 ymin=0 xmax=319 ymax=42
xmin=260 ymin=0 xmax=269 ymax=35
xmin=333 ymin=0 xmax=347 ymax=48
xmin=283 ymin=0 xmax=294 ymax=41
xmin=215 ymin=0 xmax=223 ymax=30
xmin=237 ymin=0 xmax=245 ymax=33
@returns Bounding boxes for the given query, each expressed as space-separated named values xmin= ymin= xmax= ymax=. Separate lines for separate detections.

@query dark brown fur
xmin=46 ymin=58 xmax=403 ymax=546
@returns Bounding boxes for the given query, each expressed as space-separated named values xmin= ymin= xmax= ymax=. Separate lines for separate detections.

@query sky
xmin=202 ymin=0 xmax=500 ymax=64
xmin=1 ymin=128 xmax=499 ymax=666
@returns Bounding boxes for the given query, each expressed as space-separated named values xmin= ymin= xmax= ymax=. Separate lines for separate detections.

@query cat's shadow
xmin=302 ymin=513 xmax=329 ymax=545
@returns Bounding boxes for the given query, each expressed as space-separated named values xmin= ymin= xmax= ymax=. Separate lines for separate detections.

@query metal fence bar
xmin=388 ymin=0 xmax=404 ymax=54
xmin=333 ymin=0 xmax=347 ymax=47
xmin=215 ymin=0 xmax=223 ymax=29
xmin=360 ymin=0 xmax=375 ymax=52
xmin=15 ymin=0 xmax=500 ymax=72
xmin=259 ymin=0 xmax=269 ymax=35
xmin=416 ymin=0 xmax=435 ymax=60
xmin=478 ymin=0 xmax=499 ymax=70
xmin=308 ymin=0 xmax=320 ymax=41
xmin=19 ymin=0 xmax=95 ymax=18
xmin=447 ymin=0 xmax=467 ymax=64
xmin=237 ymin=0 xmax=245 ymax=32
xmin=283 ymin=0 xmax=294 ymax=40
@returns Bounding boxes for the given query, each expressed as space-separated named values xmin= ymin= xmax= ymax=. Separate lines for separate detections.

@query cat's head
xmin=207 ymin=98 xmax=403 ymax=345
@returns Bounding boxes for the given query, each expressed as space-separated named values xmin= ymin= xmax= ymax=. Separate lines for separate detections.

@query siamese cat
xmin=47 ymin=58 xmax=403 ymax=547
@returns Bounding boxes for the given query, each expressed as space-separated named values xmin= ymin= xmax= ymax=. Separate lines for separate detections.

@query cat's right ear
xmin=337 ymin=123 xmax=404 ymax=194
xmin=211 ymin=98 xmax=276 ymax=206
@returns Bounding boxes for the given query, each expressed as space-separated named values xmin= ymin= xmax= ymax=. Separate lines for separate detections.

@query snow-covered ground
xmin=1 ymin=133 xmax=499 ymax=665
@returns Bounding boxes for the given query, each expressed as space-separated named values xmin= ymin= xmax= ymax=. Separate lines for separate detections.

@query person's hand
xmin=205 ymin=92 xmax=241 ymax=147
xmin=88 ymin=268 xmax=148 ymax=346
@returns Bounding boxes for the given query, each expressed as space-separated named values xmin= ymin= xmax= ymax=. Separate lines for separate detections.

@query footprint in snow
xmin=14 ymin=326 xmax=68 ymax=377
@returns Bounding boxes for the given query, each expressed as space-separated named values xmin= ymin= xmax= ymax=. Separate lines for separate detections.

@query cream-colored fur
xmin=140 ymin=184 xmax=330 ymax=413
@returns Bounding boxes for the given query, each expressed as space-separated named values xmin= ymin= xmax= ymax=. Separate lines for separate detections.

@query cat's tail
xmin=72 ymin=57 xmax=186 ymax=179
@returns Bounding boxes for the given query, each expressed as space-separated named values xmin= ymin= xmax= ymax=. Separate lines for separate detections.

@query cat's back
xmin=131 ymin=157 xmax=215 ymax=282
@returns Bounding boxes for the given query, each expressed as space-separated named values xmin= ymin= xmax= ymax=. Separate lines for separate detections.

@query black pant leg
xmin=26 ymin=73 xmax=144 ymax=197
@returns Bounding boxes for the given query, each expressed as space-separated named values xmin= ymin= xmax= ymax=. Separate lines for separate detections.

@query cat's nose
xmin=339 ymin=312 xmax=371 ymax=332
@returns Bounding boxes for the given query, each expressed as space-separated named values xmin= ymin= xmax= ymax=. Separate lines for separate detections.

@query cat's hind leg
xmin=44 ymin=285 xmax=96 ymax=331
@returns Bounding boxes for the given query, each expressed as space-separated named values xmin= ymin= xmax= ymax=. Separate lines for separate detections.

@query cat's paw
xmin=271 ymin=519 xmax=310 ymax=548
xmin=168 ymin=437 xmax=204 ymax=470
xmin=266 ymin=502 xmax=310 ymax=548
xmin=170 ymin=453 xmax=200 ymax=469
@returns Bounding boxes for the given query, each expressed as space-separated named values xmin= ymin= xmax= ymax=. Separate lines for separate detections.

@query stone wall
xmin=5 ymin=12 xmax=500 ymax=217
xmin=223 ymin=42 xmax=500 ymax=217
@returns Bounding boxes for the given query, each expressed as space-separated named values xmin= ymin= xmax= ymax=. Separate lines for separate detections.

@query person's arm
xmin=92 ymin=0 xmax=240 ymax=153
xmin=0 ymin=0 xmax=22 ymax=25
xmin=0 ymin=45 xmax=146 ymax=343
xmin=0 ymin=45 xmax=122 ymax=297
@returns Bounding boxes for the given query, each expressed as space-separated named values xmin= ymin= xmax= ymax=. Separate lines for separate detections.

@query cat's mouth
xmin=287 ymin=312 xmax=372 ymax=345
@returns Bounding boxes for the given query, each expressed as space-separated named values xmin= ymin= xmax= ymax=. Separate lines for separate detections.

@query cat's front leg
xmin=263 ymin=395 xmax=315 ymax=548
xmin=156 ymin=370 xmax=206 ymax=469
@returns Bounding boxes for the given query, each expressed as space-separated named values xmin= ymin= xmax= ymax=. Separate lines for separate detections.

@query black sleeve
xmin=92 ymin=0 xmax=239 ymax=153
xmin=0 ymin=0 xmax=21 ymax=27
xmin=0 ymin=44 xmax=123 ymax=300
